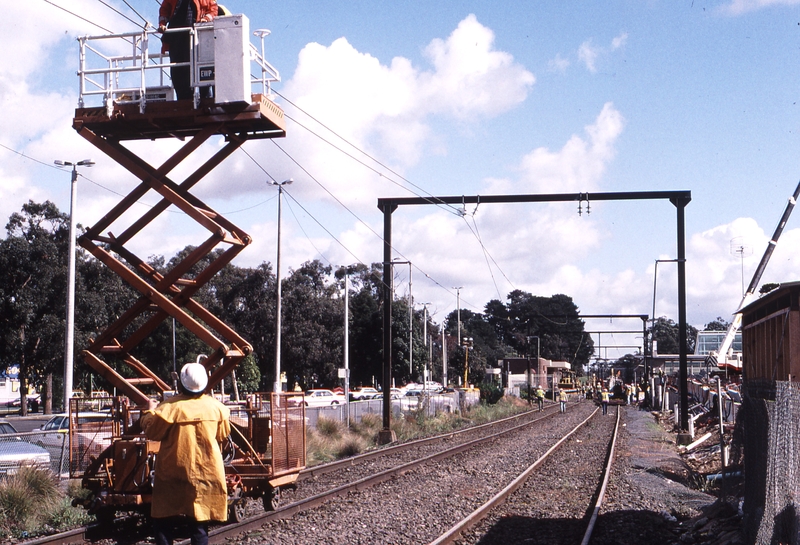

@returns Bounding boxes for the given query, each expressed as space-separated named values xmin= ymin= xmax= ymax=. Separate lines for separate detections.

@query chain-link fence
xmin=0 ymin=428 xmax=69 ymax=477
xmin=301 ymin=391 xmax=479 ymax=429
xmin=737 ymin=380 xmax=800 ymax=545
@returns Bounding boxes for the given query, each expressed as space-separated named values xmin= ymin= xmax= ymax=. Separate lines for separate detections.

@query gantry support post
xmin=379 ymin=201 xmax=398 ymax=445
xmin=672 ymin=194 xmax=691 ymax=441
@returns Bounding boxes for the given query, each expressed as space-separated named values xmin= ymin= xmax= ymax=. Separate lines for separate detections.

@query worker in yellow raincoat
xmin=141 ymin=361 xmax=231 ymax=545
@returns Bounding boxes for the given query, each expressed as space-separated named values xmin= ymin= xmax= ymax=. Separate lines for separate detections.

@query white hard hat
xmin=180 ymin=362 xmax=208 ymax=393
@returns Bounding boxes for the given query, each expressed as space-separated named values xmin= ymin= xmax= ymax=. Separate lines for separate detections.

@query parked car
xmin=349 ymin=387 xmax=380 ymax=401
xmin=38 ymin=412 xmax=114 ymax=449
xmin=303 ymin=389 xmax=345 ymax=407
xmin=0 ymin=421 xmax=51 ymax=476
xmin=390 ymin=388 xmax=403 ymax=399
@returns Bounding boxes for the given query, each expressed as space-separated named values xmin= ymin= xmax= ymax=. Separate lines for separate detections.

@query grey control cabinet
xmin=194 ymin=14 xmax=251 ymax=104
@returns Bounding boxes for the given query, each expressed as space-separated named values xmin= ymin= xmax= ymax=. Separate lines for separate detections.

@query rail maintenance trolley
xmin=71 ymin=392 xmax=306 ymax=522
xmin=64 ymin=12 xmax=306 ymax=522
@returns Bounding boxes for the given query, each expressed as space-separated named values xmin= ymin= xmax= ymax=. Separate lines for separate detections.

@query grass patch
xmin=0 ymin=468 xmax=90 ymax=539
xmin=306 ymin=395 xmax=529 ymax=466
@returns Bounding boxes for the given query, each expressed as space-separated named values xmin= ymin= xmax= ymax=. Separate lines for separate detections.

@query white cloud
xmin=717 ymin=0 xmax=800 ymax=15
xmin=578 ymin=40 xmax=600 ymax=73
xmin=379 ymin=103 xmax=626 ymax=319
xmin=265 ymin=14 xmax=535 ymax=214
xmin=548 ymin=54 xmax=571 ymax=74
xmin=518 ymin=103 xmax=625 ymax=193
xmin=577 ymin=33 xmax=627 ymax=73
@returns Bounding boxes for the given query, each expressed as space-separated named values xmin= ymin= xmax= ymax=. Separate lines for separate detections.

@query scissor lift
xmin=69 ymin=15 xmax=305 ymax=521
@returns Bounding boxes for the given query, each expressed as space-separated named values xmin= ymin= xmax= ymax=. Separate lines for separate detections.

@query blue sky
xmin=4 ymin=0 xmax=800 ymax=359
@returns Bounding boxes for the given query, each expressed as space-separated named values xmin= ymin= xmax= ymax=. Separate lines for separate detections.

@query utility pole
xmin=271 ymin=179 xmax=293 ymax=394
xmin=453 ymin=286 xmax=462 ymax=349
xmin=419 ymin=302 xmax=430 ymax=391
xmin=393 ymin=260 xmax=413 ymax=374
xmin=55 ymin=159 xmax=94 ymax=411
xmin=344 ymin=270 xmax=350 ymax=428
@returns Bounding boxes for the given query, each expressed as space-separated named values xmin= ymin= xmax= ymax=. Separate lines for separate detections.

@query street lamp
xmin=462 ymin=336 xmax=473 ymax=387
xmin=392 ymin=259 xmax=413 ymax=373
xmin=417 ymin=302 xmax=431 ymax=392
xmin=651 ymin=258 xmax=679 ymax=379
xmin=55 ymin=159 xmax=94 ymax=411
xmin=271 ymin=179 xmax=293 ymax=393
xmin=527 ymin=335 xmax=540 ymax=405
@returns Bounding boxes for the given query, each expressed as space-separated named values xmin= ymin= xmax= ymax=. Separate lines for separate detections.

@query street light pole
xmin=453 ymin=286 xmax=462 ymax=349
xmin=271 ymin=179 xmax=293 ymax=394
xmin=392 ymin=259 xmax=413 ymax=374
xmin=527 ymin=335 xmax=539 ymax=405
xmin=651 ymin=258 xmax=679 ymax=379
xmin=55 ymin=159 xmax=94 ymax=411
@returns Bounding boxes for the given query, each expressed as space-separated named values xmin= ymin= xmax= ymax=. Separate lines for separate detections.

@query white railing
xmin=77 ymin=22 xmax=280 ymax=116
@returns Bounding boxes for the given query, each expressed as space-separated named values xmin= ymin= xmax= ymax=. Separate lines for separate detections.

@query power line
xmin=94 ymin=0 xmax=142 ymax=28
xmin=282 ymin=192 xmax=334 ymax=267
xmin=278 ymin=92 xmax=463 ymax=218
xmin=120 ymin=0 xmax=151 ymax=27
xmin=282 ymin=191 xmax=375 ymax=277
xmin=43 ymin=0 xmax=114 ymax=33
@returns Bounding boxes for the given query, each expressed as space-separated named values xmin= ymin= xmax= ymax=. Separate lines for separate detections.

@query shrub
xmin=479 ymin=383 xmax=503 ymax=405
xmin=316 ymin=417 xmax=342 ymax=439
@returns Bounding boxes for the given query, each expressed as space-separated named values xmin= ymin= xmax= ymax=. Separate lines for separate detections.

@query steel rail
xmin=427 ymin=407 xmax=601 ymax=545
xmin=201 ymin=404 xmax=566 ymax=544
xmin=580 ymin=405 xmax=622 ymax=545
xmin=300 ymin=403 xmax=559 ymax=480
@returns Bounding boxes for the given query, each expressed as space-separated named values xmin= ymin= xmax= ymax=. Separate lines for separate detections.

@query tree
xmin=338 ymin=263 xmax=384 ymax=388
xmin=486 ymin=290 xmax=594 ymax=374
xmin=0 ymin=201 xmax=70 ymax=414
xmin=650 ymin=317 xmax=697 ymax=355
xmin=703 ymin=317 xmax=730 ymax=332
xmin=280 ymin=260 xmax=343 ymax=389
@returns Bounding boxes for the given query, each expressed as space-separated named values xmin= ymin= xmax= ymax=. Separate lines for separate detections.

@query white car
xmin=350 ymin=388 xmax=380 ymax=401
xmin=0 ymin=422 xmax=51 ymax=476
xmin=38 ymin=412 xmax=114 ymax=449
xmin=303 ymin=389 xmax=345 ymax=407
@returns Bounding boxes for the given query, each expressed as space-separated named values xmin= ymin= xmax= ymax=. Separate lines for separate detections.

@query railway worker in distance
xmin=600 ymin=388 xmax=610 ymax=415
xmin=140 ymin=360 xmax=231 ymax=545
xmin=157 ymin=0 xmax=219 ymax=100
xmin=535 ymin=385 xmax=545 ymax=411
xmin=558 ymin=389 xmax=568 ymax=413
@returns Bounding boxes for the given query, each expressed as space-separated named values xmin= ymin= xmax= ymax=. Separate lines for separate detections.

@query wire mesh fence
xmin=302 ymin=391 xmax=478 ymax=429
xmin=737 ymin=380 xmax=800 ymax=545
xmin=0 ymin=429 xmax=69 ymax=477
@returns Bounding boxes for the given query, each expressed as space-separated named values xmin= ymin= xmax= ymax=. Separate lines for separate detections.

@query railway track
xmin=20 ymin=403 xmax=561 ymax=545
xmin=435 ymin=405 xmax=621 ymax=545
xmin=213 ymin=400 xmax=602 ymax=544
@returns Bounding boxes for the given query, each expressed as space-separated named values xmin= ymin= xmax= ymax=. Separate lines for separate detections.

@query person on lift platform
xmin=158 ymin=0 xmax=219 ymax=101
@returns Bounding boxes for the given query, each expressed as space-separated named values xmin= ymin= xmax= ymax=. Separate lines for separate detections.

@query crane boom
xmin=714 ymin=180 xmax=800 ymax=367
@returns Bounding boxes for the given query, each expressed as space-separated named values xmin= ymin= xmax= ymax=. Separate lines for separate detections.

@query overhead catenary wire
xmin=120 ymin=0 xmax=151 ymax=27
xmin=43 ymin=0 xmax=115 ymax=34
xmin=94 ymin=0 xmax=143 ymax=28
xmin=281 ymin=191 xmax=335 ymax=267
xmin=276 ymin=91 xmax=464 ymax=218
xmin=270 ymin=139 xmax=484 ymax=310
xmin=278 ymin=96 xmax=512 ymax=311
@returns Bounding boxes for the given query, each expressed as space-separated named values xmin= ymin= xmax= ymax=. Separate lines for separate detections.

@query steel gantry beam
xmin=376 ymin=190 xmax=692 ymax=440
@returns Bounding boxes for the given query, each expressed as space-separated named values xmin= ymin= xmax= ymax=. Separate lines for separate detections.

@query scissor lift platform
xmin=73 ymin=93 xmax=286 ymax=141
